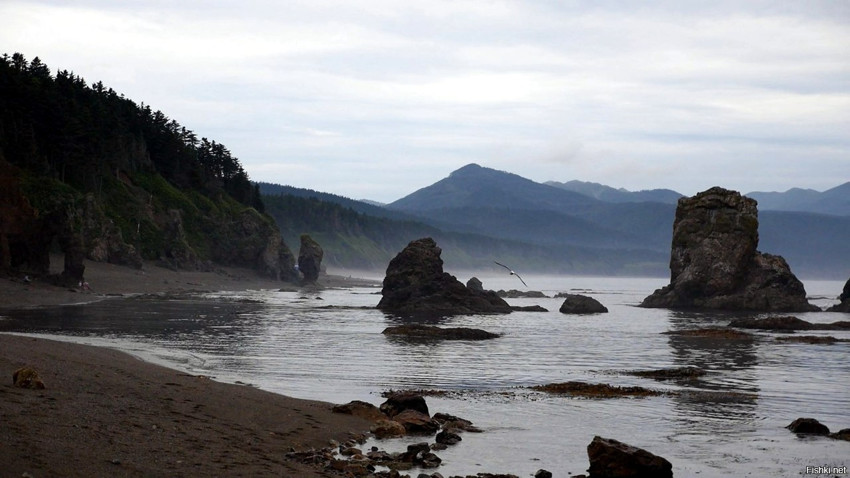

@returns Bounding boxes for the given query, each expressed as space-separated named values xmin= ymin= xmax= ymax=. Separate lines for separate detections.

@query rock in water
xmin=640 ymin=187 xmax=816 ymax=311
xmin=587 ymin=436 xmax=673 ymax=478
xmin=297 ymin=234 xmax=324 ymax=284
xmin=466 ymin=276 xmax=484 ymax=291
xmin=559 ymin=294 xmax=608 ymax=314
xmin=786 ymin=418 xmax=830 ymax=435
xmin=377 ymin=238 xmax=512 ymax=316
xmin=827 ymin=277 xmax=850 ymax=312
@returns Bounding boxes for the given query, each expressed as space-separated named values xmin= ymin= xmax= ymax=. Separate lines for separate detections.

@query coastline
xmin=0 ymin=334 xmax=372 ymax=477
xmin=0 ymin=254 xmax=382 ymax=309
xmin=0 ymin=258 xmax=381 ymax=477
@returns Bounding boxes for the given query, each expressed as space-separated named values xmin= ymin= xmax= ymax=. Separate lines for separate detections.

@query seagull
xmin=494 ymin=261 xmax=528 ymax=287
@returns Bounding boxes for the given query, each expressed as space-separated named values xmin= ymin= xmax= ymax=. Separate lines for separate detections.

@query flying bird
xmin=494 ymin=261 xmax=528 ymax=287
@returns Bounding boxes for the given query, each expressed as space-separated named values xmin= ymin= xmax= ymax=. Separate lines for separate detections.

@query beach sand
xmin=0 ymin=259 xmax=382 ymax=477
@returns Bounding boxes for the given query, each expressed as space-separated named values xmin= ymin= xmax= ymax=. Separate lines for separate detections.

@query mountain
xmin=546 ymin=180 xmax=683 ymax=204
xmin=389 ymin=163 xmax=598 ymax=212
xmin=261 ymin=191 xmax=667 ymax=275
xmin=388 ymin=163 xmax=674 ymax=252
xmin=385 ymin=163 xmax=849 ymax=278
xmin=747 ymin=182 xmax=850 ymax=216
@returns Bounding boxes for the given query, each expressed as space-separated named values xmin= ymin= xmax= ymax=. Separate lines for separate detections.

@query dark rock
xmin=298 ymin=234 xmax=324 ymax=283
xmin=382 ymin=324 xmax=500 ymax=340
xmin=435 ymin=430 xmax=462 ymax=445
xmin=511 ymin=305 xmax=549 ymax=312
xmin=587 ymin=436 xmax=673 ymax=478
xmin=628 ymin=366 xmax=706 ymax=380
xmin=775 ymin=335 xmax=848 ymax=344
xmin=662 ymin=328 xmax=754 ymax=339
xmin=534 ymin=470 xmax=553 ymax=478
xmin=826 ymin=278 xmax=850 ymax=312
xmin=786 ymin=418 xmax=830 ymax=435
xmin=640 ymin=187 xmax=817 ymax=311
xmin=380 ymin=392 xmax=430 ymax=418
xmin=332 ymin=400 xmax=387 ymax=421
xmin=376 ymin=238 xmax=512 ymax=316
xmin=392 ymin=409 xmax=440 ymax=435
xmin=729 ymin=316 xmax=850 ymax=331
xmin=532 ymin=381 xmax=660 ymax=398
xmin=829 ymin=428 xmax=850 ymax=441
xmin=370 ymin=419 xmax=406 ymax=439
xmin=729 ymin=315 xmax=814 ymax=330
xmin=12 ymin=367 xmax=45 ymax=389
xmin=559 ymin=294 xmax=608 ymax=314
xmin=497 ymin=289 xmax=549 ymax=298
xmin=466 ymin=277 xmax=484 ymax=291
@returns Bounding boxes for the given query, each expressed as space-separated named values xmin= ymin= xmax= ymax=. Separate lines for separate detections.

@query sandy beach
xmin=0 ymin=259 xmax=381 ymax=477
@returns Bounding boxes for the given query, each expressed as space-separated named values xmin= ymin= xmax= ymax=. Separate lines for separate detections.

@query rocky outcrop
xmin=466 ymin=276 xmax=484 ymax=291
xmin=559 ymin=294 xmax=608 ymax=314
xmin=640 ymin=187 xmax=817 ymax=311
xmin=587 ymin=436 xmax=673 ymax=478
xmin=298 ymin=234 xmax=324 ymax=283
xmin=826 ymin=278 xmax=850 ymax=312
xmin=376 ymin=238 xmax=512 ymax=316
xmin=382 ymin=324 xmax=500 ymax=340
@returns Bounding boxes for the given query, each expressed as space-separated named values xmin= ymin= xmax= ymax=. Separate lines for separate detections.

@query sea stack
xmin=640 ymin=187 xmax=816 ymax=311
xmin=377 ymin=237 xmax=512 ymax=316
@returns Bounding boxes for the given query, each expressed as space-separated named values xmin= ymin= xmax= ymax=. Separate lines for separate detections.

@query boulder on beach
xmin=587 ymin=436 xmax=673 ymax=478
xmin=332 ymin=400 xmax=386 ymax=422
xmin=559 ymin=294 xmax=608 ymax=314
xmin=12 ymin=367 xmax=45 ymax=389
xmin=640 ymin=187 xmax=817 ymax=312
xmin=376 ymin=238 xmax=512 ymax=316
xmin=379 ymin=392 xmax=430 ymax=418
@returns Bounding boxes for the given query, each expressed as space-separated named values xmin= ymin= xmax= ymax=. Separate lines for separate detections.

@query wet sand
xmin=0 ymin=259 xmax=381 ymax=477
xmin=0 ymin=254 xmax=381 ymax=308
xmin=0 ymin=335 xmax=372 ymax=477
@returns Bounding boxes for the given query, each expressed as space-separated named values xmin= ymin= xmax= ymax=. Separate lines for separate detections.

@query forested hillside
xmin=0 ymin=53 xmax=297 ymax=283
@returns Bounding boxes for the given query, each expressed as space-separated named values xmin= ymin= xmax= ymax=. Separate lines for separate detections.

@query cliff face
xmin=641 ymin=187 xmax=817 ymax=311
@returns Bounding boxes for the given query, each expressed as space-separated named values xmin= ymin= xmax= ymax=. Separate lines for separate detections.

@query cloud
xmin=1 ymin=0 xmax=848 ymax=201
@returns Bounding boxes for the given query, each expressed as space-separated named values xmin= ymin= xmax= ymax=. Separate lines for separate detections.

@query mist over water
xmin=2 ymin=276 xmax=848 ymax=477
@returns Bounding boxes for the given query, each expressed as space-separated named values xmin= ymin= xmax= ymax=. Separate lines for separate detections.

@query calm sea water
xmin=2 ymin=274 xmax=848 ymax=477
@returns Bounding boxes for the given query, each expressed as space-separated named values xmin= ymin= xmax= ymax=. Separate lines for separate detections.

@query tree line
xmin=0 ymin=52 xmax=263 ymax=211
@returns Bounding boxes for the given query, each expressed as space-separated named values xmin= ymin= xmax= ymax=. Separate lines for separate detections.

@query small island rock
xmin=297 ymin=234 xmax=324 ymax=284
xmin=377 ymin=238 xmax=512 ymax=316
xmin=559 ymin=294 xmax=608 ymax=314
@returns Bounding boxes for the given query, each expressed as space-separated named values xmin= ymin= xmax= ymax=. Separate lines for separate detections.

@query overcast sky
xmin=3 ymin=1 xmax=849 ymax=202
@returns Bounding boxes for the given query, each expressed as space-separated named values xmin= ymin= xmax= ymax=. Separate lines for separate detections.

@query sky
xmin=3 ymin=1 xmax=849 ymax=202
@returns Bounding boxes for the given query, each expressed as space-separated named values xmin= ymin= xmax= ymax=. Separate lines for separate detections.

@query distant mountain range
xmin=260 ymin=163 xmax=849 ymax=278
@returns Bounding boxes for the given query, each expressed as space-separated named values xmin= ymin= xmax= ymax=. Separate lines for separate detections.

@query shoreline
xmin=1 ymin=254 xmax=382 ymax=309
xmin=0 ymin=258 xmax=384 ymax=476
xmin=0 ymin=333 xmax=373 ymax=477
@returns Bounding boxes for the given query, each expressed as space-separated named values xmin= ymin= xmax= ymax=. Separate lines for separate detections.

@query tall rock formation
xmin=298 ymin=234 xmax=324 ymax=283
xmin=826 ymin=278 xmax=850 ymax=312
xmin=640 ymin=187 xmax=816 ymax=311
xmin=377 ymin=237 xmax=512 ymax=316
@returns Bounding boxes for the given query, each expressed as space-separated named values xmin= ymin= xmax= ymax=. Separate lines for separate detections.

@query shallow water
xmin=2 ymin=275 xmax=848 ymax=476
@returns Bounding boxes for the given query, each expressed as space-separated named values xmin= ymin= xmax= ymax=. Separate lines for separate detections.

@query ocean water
xmin=2 ymin=274 xmax=848 ymax=477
